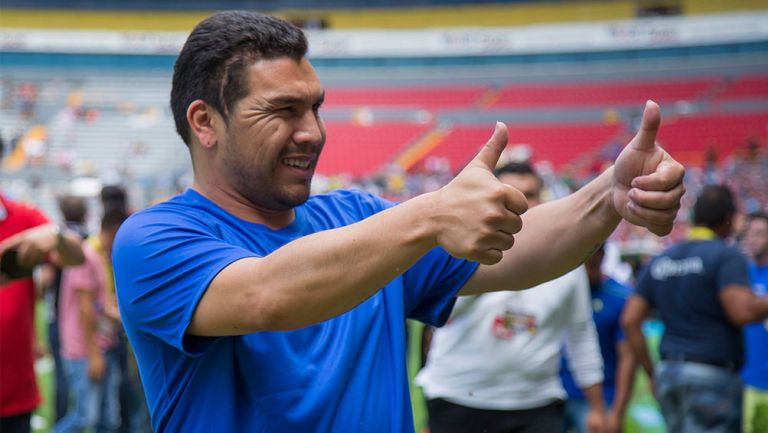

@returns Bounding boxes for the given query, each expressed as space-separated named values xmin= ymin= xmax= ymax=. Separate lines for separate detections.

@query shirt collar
xmin=688 ymin=226 xmax=716 ymax=241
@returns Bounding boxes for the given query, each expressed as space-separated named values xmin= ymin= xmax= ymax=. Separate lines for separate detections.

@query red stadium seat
xmin=417 ymin=122 xmax=623 ymax=171
xmin=491 ymin=77 xmax=720 ymax=107
xmin=323 ymin=86 xmax=487 ymax=110
xmin=317 ymin=121 xmax=433 ymax=176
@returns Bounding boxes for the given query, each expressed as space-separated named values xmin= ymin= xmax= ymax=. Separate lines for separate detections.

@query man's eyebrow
xmin=268 ymin=91 xmax=325 ymax=107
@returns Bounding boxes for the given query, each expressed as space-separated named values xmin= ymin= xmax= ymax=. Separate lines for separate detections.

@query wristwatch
xmin=52 ymin=224 xmax=65 ymax=249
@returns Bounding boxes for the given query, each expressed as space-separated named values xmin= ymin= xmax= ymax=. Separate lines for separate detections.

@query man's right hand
xmin=430 ymin=122 xmax=528 ymax=265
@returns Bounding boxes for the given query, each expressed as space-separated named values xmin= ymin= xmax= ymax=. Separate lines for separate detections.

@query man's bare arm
xmin=0 ymin=224 xmax=85 ymax=268
xmin=461 ymin=169 xmax=618 ymax=294
xmin=188 ymin=123 xmax=527 ymax=336
xmin=621 ymin=295 xmax=654 ymax=378
xmin=720 ymin=285 xmax=768 ymax=326
xmin=462 ymin=101 xmax=684 ymax=295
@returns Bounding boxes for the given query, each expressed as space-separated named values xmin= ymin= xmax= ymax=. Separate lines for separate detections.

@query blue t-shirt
xmin=635 ymin=238 xmax=750 ymax=367
xmin=112 ymin=189 xmax=478 ymax=433
xmin=742 ymin=262 xmax=768 ymax=390
xmin=560 ymin=277 xmax=630 ymax=404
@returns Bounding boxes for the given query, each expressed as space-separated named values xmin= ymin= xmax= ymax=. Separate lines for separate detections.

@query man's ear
xmin=187 ymin=100 xmax=219 ymax=149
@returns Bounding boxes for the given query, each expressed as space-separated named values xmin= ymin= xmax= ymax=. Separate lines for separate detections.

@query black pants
xmin=427 ymin=398 xmax=565 ymax=433
xmin=0 ymin=412 xmax=31 ymax=433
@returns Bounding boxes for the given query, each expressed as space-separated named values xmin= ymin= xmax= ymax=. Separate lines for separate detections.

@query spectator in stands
xmin=561 ymin=243 xmax=635 ymax=433
xmin=727 ymin=137 xmax=768 ymax=215
xmin=741 ymin=211 xmax=768 ymax=433
xmin=0 ymin=193 xmax=85 ymax=433
xmin=53 ymin=210 xmax=122 ymax=433
xmin=621 ymin=185 xmax=768 ymax=433
xmin=112 ymin=11 xmax=685 ymax=433
xmin=41 ymin=195 xmax=90 ymax=423
xmin=416 ymin=162 xmax=606 ymax=433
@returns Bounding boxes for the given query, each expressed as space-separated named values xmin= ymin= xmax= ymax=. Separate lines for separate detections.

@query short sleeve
xmin=717 ymin=248 xmax=751 ymax=291
xmin=568 ymin=267 xmax=592 ymax=324
xmin=402 ymin=247 xmax=479 ymax=327
xmin=25 ymin=205 xmax=50 ymax=229
xmin=113 ymin=208 xmax=256 ymax=355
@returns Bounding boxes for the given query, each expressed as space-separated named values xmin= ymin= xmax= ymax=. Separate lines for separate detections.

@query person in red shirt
xmin=0 ymin=193 xmax=85 ymax=433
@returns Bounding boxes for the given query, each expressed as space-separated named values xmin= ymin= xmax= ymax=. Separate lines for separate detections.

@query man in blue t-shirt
xmin=112 ymin=11 xmax=687 ymax=433
xmin=561 ymin=243 xmax=635 ymax=433
xmin=622 ymin=185 xmax=768 ymax=433
xmin=742 ymin=211 xmax=768 ymax=433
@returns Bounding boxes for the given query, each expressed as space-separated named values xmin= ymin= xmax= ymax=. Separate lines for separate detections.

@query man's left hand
xmin=586 ymin=407 xmax=607 ymax=433
xmin=613 ymin=100 xmax=685 ymax=236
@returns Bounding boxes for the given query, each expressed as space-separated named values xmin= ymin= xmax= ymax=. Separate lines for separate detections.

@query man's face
xmin=497 ymin=172 xmax=542 ymax=208
xmin=744 ymin=217 xmax=768 ymax=261
xmin=215 ymin=56 xmax=326 ymax=211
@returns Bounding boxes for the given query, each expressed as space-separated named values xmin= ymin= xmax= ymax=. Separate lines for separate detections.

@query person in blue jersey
xmin=622 ymin=185 xmax=768 ymax=433
xmin=741 ymin=211 xmax=768 ymax=433
xmin=112 ymin=11 xmax=686 ymax=433
xmin=561 ymin=243 xmax=636 ymax=433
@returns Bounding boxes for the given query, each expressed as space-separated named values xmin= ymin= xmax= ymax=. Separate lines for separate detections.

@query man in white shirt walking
xmin=416 ymin=162 xmax=606 ymax=433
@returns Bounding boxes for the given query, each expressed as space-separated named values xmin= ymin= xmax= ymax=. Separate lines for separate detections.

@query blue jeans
xmin=655 ymin=360 xmax=742 ymax=433
xmin=53 ymin=349 xmax=121 ymax=433
xmin=48 ymin=320 xmax=69 ymax=422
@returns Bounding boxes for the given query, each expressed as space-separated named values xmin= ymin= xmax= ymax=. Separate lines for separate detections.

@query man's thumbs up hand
xmin=431 ymin=122 xmax=528 ymax=265
xmin=469 ymin=121 xmax=509 ymax=171
xmin=613 ymin=101 xmax=685 ymax=236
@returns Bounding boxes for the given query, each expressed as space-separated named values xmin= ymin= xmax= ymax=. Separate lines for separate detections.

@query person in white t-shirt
xmin=416 ymin=162 xmax=607 ymax=433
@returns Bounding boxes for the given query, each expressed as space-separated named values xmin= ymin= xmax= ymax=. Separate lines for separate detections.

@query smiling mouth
xmin=282 ymin=158 xmax=311 ymax=169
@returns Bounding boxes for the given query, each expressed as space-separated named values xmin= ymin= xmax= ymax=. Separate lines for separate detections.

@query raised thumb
xmin=471 ymin=121 xmax=508 ymax=170
xmin=632 ymin=100 xmax=662 ymax=151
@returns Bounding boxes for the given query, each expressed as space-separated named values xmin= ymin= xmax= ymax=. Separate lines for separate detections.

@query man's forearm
xmin=624 ymin=326 xmax=653 ymax=378
xmin=462 ymin=169 xmax=620 ymax=294
xmin=190 ymin=192 xmax=444 ymax=335
xmin=611 ymin=343 xmax=637 ymax=422
xmin=77 ymin=292 xmax=99 ymax=357
xmin=583 ymin=383 xmax=607 ymax=412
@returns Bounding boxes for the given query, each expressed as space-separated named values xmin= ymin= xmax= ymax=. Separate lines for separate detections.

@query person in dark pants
xmin=622 ymin=185 xmax=768 ymax=433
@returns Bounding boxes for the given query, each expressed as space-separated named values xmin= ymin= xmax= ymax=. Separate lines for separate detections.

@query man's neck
xmin=191 ymin=180 xmax=295 ymax=230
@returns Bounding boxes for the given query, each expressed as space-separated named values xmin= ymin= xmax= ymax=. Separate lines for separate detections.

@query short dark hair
xmin=58 ymin=195 xmax=87 ymax=224
xmin=170 ymin=11 xmax=308 ymax=146
xmin=494 ymin=162 xmax=542 ymax=185
xmin=494 ymin=161 xmax=535 ymax=177
xmin=101 ymin=207 xmax=128 ymax=232
xmin=100 ymin=185 xmax=127 ymax=212
xmin=692 ymin=185 xmax=736 ymax=229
